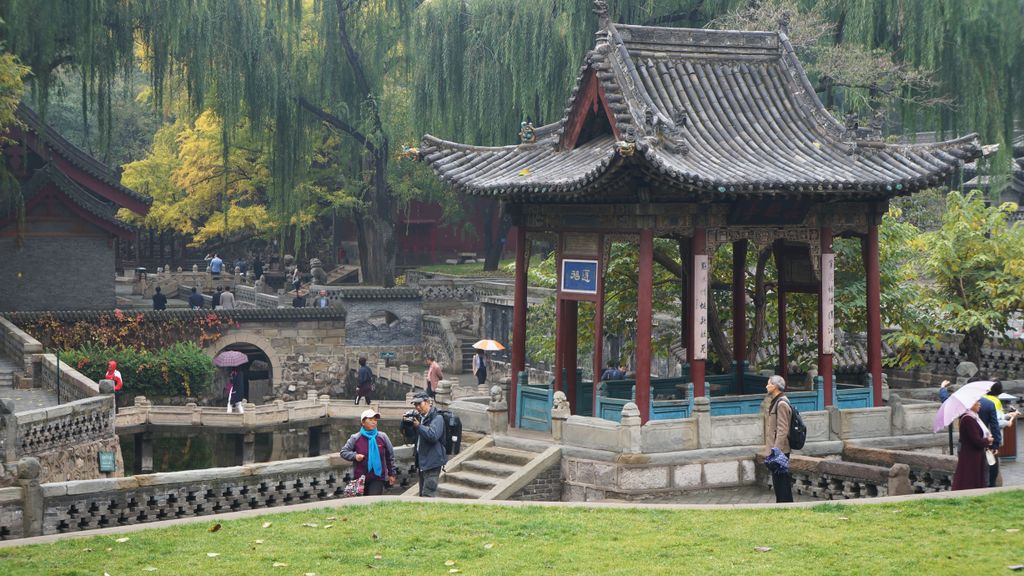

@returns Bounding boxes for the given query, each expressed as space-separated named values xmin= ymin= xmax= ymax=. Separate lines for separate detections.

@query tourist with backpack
xmin=764 ymin=374 xmax=795 ymax=503
xmin=406 ymin=392 xmax=448 ymax=497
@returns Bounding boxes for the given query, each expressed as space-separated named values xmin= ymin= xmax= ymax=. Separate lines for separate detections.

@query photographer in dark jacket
xmin=406 ymin=392 xmax=447 ymax=497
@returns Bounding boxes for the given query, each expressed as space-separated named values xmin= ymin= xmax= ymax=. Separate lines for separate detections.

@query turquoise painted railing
xmin=516 ymin=384 xmax=553 ymax=432
xmin=595 ymin=377 xmax=874 ymax=422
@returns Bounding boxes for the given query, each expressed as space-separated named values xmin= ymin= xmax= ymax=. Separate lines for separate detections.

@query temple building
xmin=1 ymin=105 xmax=151 ymax=311
xmin=421 ymin=5 xmax=983 ymax=427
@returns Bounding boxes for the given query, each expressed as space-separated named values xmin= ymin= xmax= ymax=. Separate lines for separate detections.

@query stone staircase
xmin=0 ymin=355 xmax=19 ymax=389
xmin=438 ymin=444 xmax=537 ymax=499
xmin=403 ymin=436 xmax=561 ymax=500
xmin=458 ymin=335 xmax=477 ymax=372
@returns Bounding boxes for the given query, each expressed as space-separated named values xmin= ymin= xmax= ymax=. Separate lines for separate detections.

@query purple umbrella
xmin=213 ymin=350 xmax=249 ymax=368
xmin=933 ymin=380 xmax=993 ymax=432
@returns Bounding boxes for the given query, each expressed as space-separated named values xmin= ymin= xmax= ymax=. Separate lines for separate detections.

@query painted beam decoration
xmin=693 ymin=254 xmax=709 ymax=360
xmin=561 ymin=259 xmax=599 ymax=295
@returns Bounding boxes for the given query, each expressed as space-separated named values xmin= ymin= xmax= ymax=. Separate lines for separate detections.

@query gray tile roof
xmin=422 ymin=23 xmax=982 ymax=202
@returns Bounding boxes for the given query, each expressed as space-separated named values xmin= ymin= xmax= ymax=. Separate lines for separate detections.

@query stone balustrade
xmin=841 ymin=445 xmax=955 ymax=493
xmin=12 ymin=396 xmax=114 ymax=459
xmin=0 ymin=451 xmax=415 ymax=540
xmin=786 ymin=454 xmax=912 ymax=499
xmin=32 ymin=353 xmax=99 ymax=401
xmin=0 ymin=316 xmax=43 ymax=375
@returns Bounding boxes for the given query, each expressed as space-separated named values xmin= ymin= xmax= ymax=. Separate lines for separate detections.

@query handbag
xmin=986 ymin=449 xmax=997 ymax=466
xmin=343 ymin=474 xmax=366 ymax=497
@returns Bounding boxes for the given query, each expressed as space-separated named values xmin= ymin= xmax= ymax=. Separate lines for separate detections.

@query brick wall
xmin=0 ymin=236 xmax=115 ymax=311
xmin=510 ymin=460 xmax=562 ymax=502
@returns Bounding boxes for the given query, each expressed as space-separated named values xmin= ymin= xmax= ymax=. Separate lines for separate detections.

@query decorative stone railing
xmin=0 ymin=451 xmax=415 ymax=540
xmin=841 ymin=445 xmax=955 ymax=493
xmin=11 ymin=396 xmax=114 ymax=460
xmin=423 ymin=315 xmax=462 ymax=375
xmin=0 ymin=316 xmax=43 ymax=374
xmin=785 ymin=454 xmax=912 ymax=499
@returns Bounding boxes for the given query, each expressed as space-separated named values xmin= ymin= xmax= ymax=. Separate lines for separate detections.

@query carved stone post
xmin=435 ymin=379 xmax=453 ymax=408
xmin=619 ymin=402 xmax=642 ymax=454
xmin=242 ymin=431 xmax=256 ymax=465
xmin=17 ymin=457 xmax=43 ymax=537
xmin=488 ymin=385 xmax=509 ymax=437
xmin=551 ymin=390 xmax=570 ymax=442
xmin=134 ymin=431 xmax=153 ymax=474
xmin=1 ymin=399 xmax=17 ymax=462
xmin=693 ymin=395 xmax=711 ymax=449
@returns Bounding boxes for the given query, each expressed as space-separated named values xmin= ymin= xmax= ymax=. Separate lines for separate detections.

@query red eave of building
xmin=558 ymin=68 xmax=621 ymax=151
xmin=0 ymin=182 xmax=136 ymax=239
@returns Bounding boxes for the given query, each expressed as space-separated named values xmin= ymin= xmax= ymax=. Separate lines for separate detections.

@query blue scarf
xmin=360 ymin=427 xmax=382 ymax=476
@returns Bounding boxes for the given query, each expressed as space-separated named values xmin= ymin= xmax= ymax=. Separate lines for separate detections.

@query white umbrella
xmin=933 ymin=380 xmax=994 ymax=432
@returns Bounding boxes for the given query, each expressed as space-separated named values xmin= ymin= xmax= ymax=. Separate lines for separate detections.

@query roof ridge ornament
xmin=778 ymin=12 xmax=791 ymax=36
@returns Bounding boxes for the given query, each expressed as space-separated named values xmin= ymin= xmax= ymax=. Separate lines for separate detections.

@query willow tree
xmin=1 ymin=0 xmax=423 ymax=286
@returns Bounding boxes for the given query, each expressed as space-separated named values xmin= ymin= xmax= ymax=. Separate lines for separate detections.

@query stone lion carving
xmin=552 ymin=390 xmax=570 ymax=418
xmin=309 ymin=257 xmax=327 ymax=284
xmin=489 ymin=385 xmax=504 ymax=405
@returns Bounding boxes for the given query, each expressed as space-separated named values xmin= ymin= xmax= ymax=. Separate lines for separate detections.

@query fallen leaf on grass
xmin=272 ymin=562 xmax=288 ymax=567
xmin=105 ymin=547 xmax=112 ymax=552
xmin=115 ymin=537 xmax=130 ymax=543
xmin=449 ymin=570 xmax=461 ymax=574
xmin=326 ymin=516 xmax=337 ymax=521
xmin=262 ymin=522 xmax=272 ymax=528
xmin=207 ymin=552 xmax=220 ymax=558
xmin=323 ymin=524 xmax=334 ymax=529
xmin=374 ymin=554 xmax=383 ymax=560
xmin=483 ymin=543 xmax=494 ymax=550
xmin=1008 ymin=566 xmax=1023 ymax=571
xmin=302 ymin=523 xmax=318 ymax=528
xmin=254 ymin=539 xmax=265 ymax=544
xmin=754 ymin=547 xmax=772 ymax=553
xmin=143 ymin=567 xmax=158 ymax=572
xmin=445 ymin=560 xmax=456 ymax=566
xmin=372 ymin=532 xmax=379 ymax=540
xmin=83 ymin=548 xmax=93 ymax=552
xmin=837 ymin=517 xmax=849 ymax=521
xmin=305 ymin=573 xmax=317 ymax=576
xmin=208 ymin=523 xmax=221 ymax=533
xmin=1007 ymin=529 xmax=1020 ymax=533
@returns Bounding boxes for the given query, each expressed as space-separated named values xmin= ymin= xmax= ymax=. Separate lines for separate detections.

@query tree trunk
xmin=745 ymin=247 xmax=773 ymax=366
xmin=482 ymin=201 xmax=510 ymax=271
xmin=960 ymin=325 xmax=985 ymax=367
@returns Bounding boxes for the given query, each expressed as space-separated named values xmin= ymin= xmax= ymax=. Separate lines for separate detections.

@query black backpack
xmin=773 ymin=397 xmax=807 ymax=451
xmin=436 ymin=409 xmax=463 ymax=455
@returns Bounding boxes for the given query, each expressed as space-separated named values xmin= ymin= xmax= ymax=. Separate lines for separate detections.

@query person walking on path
xmin=188 ymin=287 xmax=204 ymax=309
xmin=219 ymin=287 xmax=235 ymax=310
xmin=209 ymin=253 xmax=224 ymax=277
xmin=151 ymin=287 xmax=167 ymax=310
xmin=225 ymin=367 xmax=246 ymax=413
xmin=355 ymin=356 xmax=374 ymax=405
xmin=211 ymin=286 xmax=222 ymax=309
xmin=406 ymin=393 xmax=447 ymax=497
xmin=472 ymin=349 xmax=488 ymax=387
xmin=764 ymin=374 xmax=794 ymax=503
xmin=341 ymin=409 xmax=396 ymax=496
xmin=952 ymin=398 xmax=992 ymax=490
xmin=425 ymin=355 xmax=443 ymax=398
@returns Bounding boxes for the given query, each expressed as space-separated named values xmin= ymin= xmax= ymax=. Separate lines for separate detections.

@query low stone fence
xmin=32 ymin=353 xmax=99 ymax=401
xmin=841 ymin=445 xmax=956 ymax=493
xmin=0 ymin=452 xmax=415 ymax=540
xmin=782 ymin=454 xmax=911 ymax=499
xmin=0 ymin=316 xmax=43 ymax=375
xmin=1 ymin=394 xmax=121 ymax=485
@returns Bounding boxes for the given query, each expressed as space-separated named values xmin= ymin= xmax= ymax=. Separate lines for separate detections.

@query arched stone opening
xmin=205 ymin=332 xmax=282 ymax=404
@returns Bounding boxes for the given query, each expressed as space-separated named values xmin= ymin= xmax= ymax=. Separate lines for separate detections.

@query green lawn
xmin=412 ymin=259 xmax=515 ymax=278
xmin=2 ymin=492 xmax=1022 ymax=575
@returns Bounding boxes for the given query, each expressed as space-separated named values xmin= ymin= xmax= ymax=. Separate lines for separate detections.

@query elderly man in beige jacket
xmin=765 ymin=374 xmax=794 ymax=502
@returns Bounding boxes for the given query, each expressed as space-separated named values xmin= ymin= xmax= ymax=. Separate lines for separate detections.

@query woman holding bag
xmin=340 ymin=409 xmax=396 ymax=496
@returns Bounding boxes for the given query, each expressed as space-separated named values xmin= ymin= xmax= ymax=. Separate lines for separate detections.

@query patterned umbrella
xmin=213 ymin=350 xmax=249 ymax=368
xmin=933 ymin=380 xmax=993 ymax=432
xmin=472 ymin=339 xmax=505 ymax=351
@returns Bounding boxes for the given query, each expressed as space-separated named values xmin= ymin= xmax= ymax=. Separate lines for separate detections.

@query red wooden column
xmin=865 ymin=220 xmax=883 ymax=406
xmin=511 ymin=226 xmax=528 ymax=426
xmin=732 ymin=239 xmax=748 ymax=393
xmin=819 ymin=227 xmax=834 ymax=406
xmin=681 ymin=238 xmax=693 ymax=368
xmin=778 ymin=287 xmax=788 ymax=382
xmin=691 ymin=227 xmax=708 ymax=398
xmin=636 ymin=229 xmax=654 ymax=423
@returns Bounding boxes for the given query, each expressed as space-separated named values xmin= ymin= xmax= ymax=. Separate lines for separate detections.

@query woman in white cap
xmin=341 ymin=409 xmax=396 ymax=495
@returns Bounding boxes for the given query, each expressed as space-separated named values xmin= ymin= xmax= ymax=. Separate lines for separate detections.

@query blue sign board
xmin=98 ymin=451 xmax=116 ymax=473
xmin=561 ymin=259 xmax=599 ymax=294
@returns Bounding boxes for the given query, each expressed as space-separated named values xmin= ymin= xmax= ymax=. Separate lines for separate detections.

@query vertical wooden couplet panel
xmin=690 ymin=227 xmax=707 ymax=398
xmin=819 ymin=227 xmax=834 ymax=406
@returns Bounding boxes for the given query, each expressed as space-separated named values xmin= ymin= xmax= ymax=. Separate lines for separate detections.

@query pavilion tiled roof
xmin=422 ymin=21 xmax=983 ymax=202
xmin=21 ymin=164 xmax=137 ymax=235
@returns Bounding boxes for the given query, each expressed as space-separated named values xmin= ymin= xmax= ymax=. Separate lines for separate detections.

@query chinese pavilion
xmin=420 ymin=4 xmax=983 ymax=425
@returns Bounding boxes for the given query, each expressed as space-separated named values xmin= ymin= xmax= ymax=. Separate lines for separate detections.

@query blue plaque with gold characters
xmin=98 ymin=451 xmax=116 ymax=473
xmin=561 ymin=259 xmax=598 ymax=294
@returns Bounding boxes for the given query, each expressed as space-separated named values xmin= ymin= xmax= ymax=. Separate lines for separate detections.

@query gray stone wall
xmin=343 ymin=300 xmax=422 ymax=346
xmin=0 ymin=236 xmax=115 ymax=311
xmin=510 ymin=460 xmax=562 ymax=502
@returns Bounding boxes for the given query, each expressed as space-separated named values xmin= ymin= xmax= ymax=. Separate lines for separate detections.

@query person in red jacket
xmin=105 ymin=360 xmax=123 ymax=412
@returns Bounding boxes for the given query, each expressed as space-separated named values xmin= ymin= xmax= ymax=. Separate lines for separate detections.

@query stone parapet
xmin=10 ymin=396 xmax=114 ymax=466
xmin=781 ymin=454 xmax=912 ymax=499
xmin=31 ymin=354 xmax=99 ymax=401
xmin=0 ymin=317 xmax=43 ymax=374
xmin=841 ymin=444 xmax=955 ymax=493
xmin=562 ymin=453 xmax=759 ymax=502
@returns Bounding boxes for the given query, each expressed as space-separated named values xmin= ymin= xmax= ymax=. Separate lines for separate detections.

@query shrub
xmin=62 ymin=342 xmax=214 ymax=399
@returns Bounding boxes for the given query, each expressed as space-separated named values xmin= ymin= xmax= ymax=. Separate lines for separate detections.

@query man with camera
xmin=404 ymin=392 xmax=448 ymax=497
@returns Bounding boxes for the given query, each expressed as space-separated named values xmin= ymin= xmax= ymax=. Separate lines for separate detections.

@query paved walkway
xmin=1 ymin=386 xmax=58 ymax=412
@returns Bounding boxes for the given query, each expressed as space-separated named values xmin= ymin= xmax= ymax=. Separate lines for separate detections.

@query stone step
xmin=442 ymin=470 xmax=501 ymax=491
xmin=460 ymin=459 xmax=522 ymax=478
xmin=436 ymin=482 xmax=488 ymax=499
xmin=476 ymin=446 xmax=535 ymax=467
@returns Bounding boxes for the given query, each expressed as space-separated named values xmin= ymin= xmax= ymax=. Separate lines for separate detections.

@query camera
xmin=402 ymin=409 xmax=421 ymax=422
xmin=399 ymin=410 xmax=421 ymax=443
